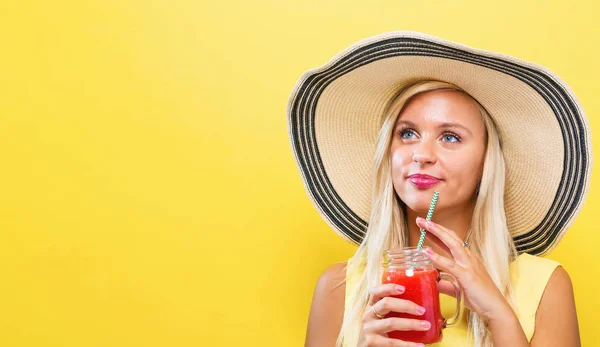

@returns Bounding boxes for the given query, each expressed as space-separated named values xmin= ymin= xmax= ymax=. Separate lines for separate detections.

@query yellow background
xmin=1 ymin=0 xmax=598 ymax=346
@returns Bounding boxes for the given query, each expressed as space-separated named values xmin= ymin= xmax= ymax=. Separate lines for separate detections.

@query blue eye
xmin=397 ymin=128 xmax=461 ymax=142
xmin=399 ymin=129 xmax=416 ymax=139
xmin=442 ymin=133 xmax=460 ymax=143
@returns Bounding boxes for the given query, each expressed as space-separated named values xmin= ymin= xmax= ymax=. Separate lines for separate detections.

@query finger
xmin=424 ymin=247 xmax=466 ymax=280
xmin=437 ymin=280 xmax=456 ymax=298
xmin=416 ymin=218 xmax=470 ymax=266
xmin=416 ymin=217 xmax=462 ymax=244
xmin=362 ymin=335 xmax=426 ymax=347
xmin=373 ymin=296 xmax=427 ymax=317
xmin=367 ymin=283 xmax=406 ymax=306
xmin=370 ymin=317 xmax=432 ymax=333
xmin=363 ymin=334 xmax=426 ymax=347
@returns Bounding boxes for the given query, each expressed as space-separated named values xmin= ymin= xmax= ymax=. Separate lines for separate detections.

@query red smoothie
xmin=382 ymin=268 xmax=444 ymax=344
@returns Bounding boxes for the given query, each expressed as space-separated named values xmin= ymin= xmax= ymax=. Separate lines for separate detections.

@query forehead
xmin=396 ymin=89 xmax=484 ymax=129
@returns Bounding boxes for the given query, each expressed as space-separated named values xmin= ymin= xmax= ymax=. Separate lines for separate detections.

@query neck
xmin=405 ymin=201 xmax=475 ymax=252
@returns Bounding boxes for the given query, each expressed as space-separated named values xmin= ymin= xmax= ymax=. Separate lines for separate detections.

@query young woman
xmin=287 ymin=32 xmax=591 ymax=346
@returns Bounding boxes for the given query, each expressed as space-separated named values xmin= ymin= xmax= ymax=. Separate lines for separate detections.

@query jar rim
xmin=385 ymin=246 xmax=428 ymax=255
xmin=382 ymin=246 xmax=432 ymax=269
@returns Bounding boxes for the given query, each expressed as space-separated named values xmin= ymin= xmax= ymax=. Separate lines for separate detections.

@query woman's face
xmin=391 ymin=89 xmax=487 ymax=213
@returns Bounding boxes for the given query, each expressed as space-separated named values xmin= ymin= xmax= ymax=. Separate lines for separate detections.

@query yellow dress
xmin=343 ymin=253 xmax=560 ymax=346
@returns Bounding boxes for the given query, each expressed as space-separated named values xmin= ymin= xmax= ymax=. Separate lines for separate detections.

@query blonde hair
xmin=336 ymin=80 xmax=518 ymax=346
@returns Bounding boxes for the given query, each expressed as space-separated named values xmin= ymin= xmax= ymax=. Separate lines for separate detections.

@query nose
xmin=412 ymin=140 xmax=437 ymax=165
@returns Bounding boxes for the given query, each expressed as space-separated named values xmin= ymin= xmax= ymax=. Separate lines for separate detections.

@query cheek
xmin=441 ymin=151 xmax=484 ymax=188
xmin=390 ymin=148 xmax=410 ymax=175
xmin=390 ymin=148 xmax=414 ymax=196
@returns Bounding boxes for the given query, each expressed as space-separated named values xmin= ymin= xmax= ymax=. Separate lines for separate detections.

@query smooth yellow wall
xmin=1 ymin=0 xmax=598 ymax=346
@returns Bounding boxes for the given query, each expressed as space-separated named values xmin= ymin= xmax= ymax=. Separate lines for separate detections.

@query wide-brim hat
xmin=286 ymin=31 xmax=593 ymax=256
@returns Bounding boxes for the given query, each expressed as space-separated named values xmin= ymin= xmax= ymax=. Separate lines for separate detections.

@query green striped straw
xmin=417 ymin=191 xmax=440 ymax=250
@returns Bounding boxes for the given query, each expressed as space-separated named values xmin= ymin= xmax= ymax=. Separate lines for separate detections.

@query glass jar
xmin=381 ymin=247 xmax=464 ymax=344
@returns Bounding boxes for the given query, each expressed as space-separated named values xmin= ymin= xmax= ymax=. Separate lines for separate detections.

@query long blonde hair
xmin=336 ymin=80 xmax=518 ymax=346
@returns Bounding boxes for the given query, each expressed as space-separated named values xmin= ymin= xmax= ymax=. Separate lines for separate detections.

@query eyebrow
xmin=395 ymin=120 xmax=473 ymax=136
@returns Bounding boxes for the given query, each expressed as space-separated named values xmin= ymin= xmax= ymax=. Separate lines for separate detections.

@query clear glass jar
xmin=381 ymin=247 xmax=464 ymax=344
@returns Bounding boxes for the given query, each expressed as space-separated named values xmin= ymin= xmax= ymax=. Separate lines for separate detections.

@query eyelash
xmin=396 ymin=127 xmax=462 ymax=142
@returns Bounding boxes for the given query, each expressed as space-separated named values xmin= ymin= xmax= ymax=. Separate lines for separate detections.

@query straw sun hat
xmin=286 ymin=31 xmax=592 ymax=256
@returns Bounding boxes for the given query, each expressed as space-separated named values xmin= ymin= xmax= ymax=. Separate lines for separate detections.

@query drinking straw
xmin=417 ymin=191 xmax=439 ymax=250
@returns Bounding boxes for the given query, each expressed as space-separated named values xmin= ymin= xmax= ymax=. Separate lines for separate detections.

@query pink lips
xmin=407 ymin=174 xmax=441 ymax=189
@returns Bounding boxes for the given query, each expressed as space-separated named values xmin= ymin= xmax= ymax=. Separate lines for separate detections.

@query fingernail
xmin=416 ymin=306 xmax=426 ymax=315
xmin=395 ymin=285 xmax=405 ymax=293
xmin=425 ymin=247 xmax=435 ymax=255
xmin=421 ymin=321 xmax=431 ymax=330
xmin=416 ymin=216 xmax=424 ymax=222
xmin=416 ymin=344 xmax=425 ymax=347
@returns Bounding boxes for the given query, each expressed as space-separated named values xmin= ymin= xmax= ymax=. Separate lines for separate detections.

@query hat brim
xmin=287 ymin=31 xmax=592 ymax=256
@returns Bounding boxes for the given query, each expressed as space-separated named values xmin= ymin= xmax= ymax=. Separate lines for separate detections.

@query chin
xmin=400 ymin=197 xmax=438 ymax=214
xmin=399 ymin=190 xmax=442 ymax=213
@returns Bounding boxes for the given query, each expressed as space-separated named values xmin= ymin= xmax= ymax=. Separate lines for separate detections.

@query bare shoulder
xmin=546 ymin=266 xmax=573 ymax=293
xmin=315 ymin=261 xmax=347 ymax=295
xmin=305 ymin=261 xmax=347 ymax=347
xmin=531 ymin=266 xmax=581 ymax=346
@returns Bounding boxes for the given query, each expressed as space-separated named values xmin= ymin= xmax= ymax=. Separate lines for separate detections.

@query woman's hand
xmin=416 ymin=217 xmax=513 ymax=322
xmin=358 ymin=283 xmax=430 ymax=347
